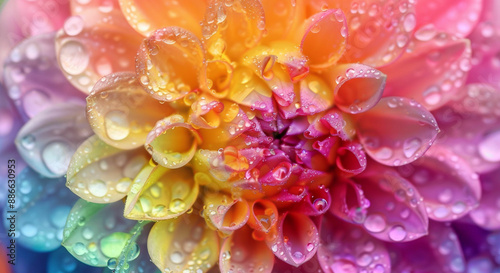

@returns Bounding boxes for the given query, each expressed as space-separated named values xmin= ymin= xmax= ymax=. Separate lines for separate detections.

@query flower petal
xmin=62 ymin=200 xmax=136 ymax=266
xmin=432 ymin=84 xmax=500 ymax=173
xmin=1 ymin=167 xmax=78 ymax=252
xmin=470 ymin=167 xmax=500 ymax=230
xmin=219 ymin=225 xmax=274 ymax=273
xmin=147 ymin=213 xmax=219 ymax=273
xmin=203 ymin=193 xmax=250 ymax=234
xmin=329 ymin=177 xmax=370 ymax=224
xmin=66 ymin=135 xmax=149 ymax=203
xmin=293 ymin=186 xmax=331 ymax=216
xmin=380 ymin=30 xmax=471 ymax=110
xmin=15 ymin=103 xmax=93 ymax=178
xmin=389 ymin=221 xmax=466 ymax=273
xmin=355 ymin=97 xmax=440 ymax=166
xmin=0 ymin=85 xmax=22 ymax=153
xmin=201 ymin=0 xmax=265 ymax=59
xmin=415 ymin=0 xmax=483 ymax=38
xmin=318 ymin=212 xmax=391 ymax=273
xmin=261 ymin=0 xmax=305 ymax=43
xmin=146 ymin=115 xmax=201 ymax=169
xmin=336 ymin=142 xmax=367 ymax=177
xmin=247 ymin=200 xmax=279 ymax=233
xmin=136 ymin=27 xmax=206 ymax=102
xmin=396 ymin=145 xmax=481 ymax=221
xmin=87 ymin=72 xmax=173 ymax=149
xmin=56 ymin=1 xmax=143 ymax=93
xmin=356 ymin=162 xmax=429 ymax=242
xmin=2 ymin=32 xmax=85 ymax=120
xmin=328 ymin=64 xmax=386 ymax=114
xmin=265 ymin=212 xmax=319 ymax=267
xmin=298 ymin=74 xmax=334 ymax=115
xmin=295 ymin=9 xmax=347 ymax=69
xmin=124 ymin=166 xmax=199 ymax=220
xmin=118 ymin=0 xmax=207 ymax=37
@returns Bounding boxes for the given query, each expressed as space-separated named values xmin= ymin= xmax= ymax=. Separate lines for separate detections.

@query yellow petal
xmin=124 ymin=165 xmax=199 ymax=220
xmin=148 ymin=214 xmax=219 ymax=273
xmin=67 ymin=135 xmax=149 ymax=203
xmin=87 ymin=72 xmax=174 ymax=149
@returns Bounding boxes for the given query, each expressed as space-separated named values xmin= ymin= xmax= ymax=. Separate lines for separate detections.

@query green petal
xmin=67 ymin=135 xmax=149 ymax=203
xmin=62 ymin=199 xmax=136 ymax=267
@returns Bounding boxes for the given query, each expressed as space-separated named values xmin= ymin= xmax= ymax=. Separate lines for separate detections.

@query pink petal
xmin=87 ymin=72 xmax=174 ymax=150
xmin=389 ymin=221 xmax=466 ymax=273
xmin=118 ymin=0 xmax=207 ymax=37
xmin=15 ymin=103 xmax=92 ymax=178
xmin=265 ymin=212 xmax=320 ymax=267
xmin=336 ymin=142 xmax=367 ymax=176
xmin=220 ymin=226 xmax=274 ymax=273
xmin=380 ymin=30 xmax=471 ymax=110
xmin=56 ymin=1 xmax=143 ymax=93
xmin=328 ymin=64 xmax=386 ymax=114
xmin=136 ymin=27 xmax=206 ymax=102
xmin=296 ymin=9 xmax=347 ymax=69
xmin=470 ymin=167 xmax=500 ymax=230
xmin=329 ymin=177 xmax=370 ymax=224
xmin=145 ymin=115 xmax=201 ymax=169
xmin=318 ymin=212 xmax=391 ymax=273
xmin=355 ymin=97 xmax=440 ymax=166
xmin=318 ymin=109 xmax=356 ymax=141
xmin=415 ymin=0 xmax=483 ymax=38
xmin=201 ymin=0 xmax=265 ymax=60
xmin=2 ymin=32 xmax=85 ymax=120
xmin=294 ymin=186 xmax=331 ymax=216
xmin=355 ymin=162 xmax=429 ymax=242
xmin=396 ymin=144 xmax=481 ymax=221
xmin=312 ymin=136 xmax=339 ymax=164
xmin=432 ymin=84 xmax=500 ymax=173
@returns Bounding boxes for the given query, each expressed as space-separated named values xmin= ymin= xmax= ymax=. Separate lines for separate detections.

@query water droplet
xmin=82 ymin=227 xmax=94 ymax=240
xmin=104 ymin=110 xmax=130 ymax=141
xmin=433 ymin=206 xmax=450 ymax=219
xmin=313 ymin=198 xmax=327 ymax=211
xmin=311 ymin=24 xmax=320 ymax=33
xmin=21 ymin=223 xmax=37 ymax=237
xmin=403 ymin=138 xmax=421 ymax=158
xmin=152 ymin=205 xmax=166 ymax=216
xmin=72 ymin=242 xmax=88 ymax=255
xmin=423 ymin=86 xmax=442 ymax=105
xmin=88 ymin=180 xmax=108 ymax=197
xmin=20 ymin=134 xmax=36 ymax=150
xmin=169 ymin=198 xmax=186 ymax=213
xmin=292 ymin=251 xmax=304 ymax=262
xmin=64 ymin=16 xmax=84 ymax=36
xmin=478 ymin=129 xmax=500 ymax=162
xmin=139 ymin=196 xmax=152 ymax=212
xmin=137 ymin=21 xmax=150 ymax=33
xmin=100 ymin=232 xmax=131 ymax=258
xmin=306 ymin=243 xmax=314 ymax=252
xmin=25 ymin=43 xmax=39 ymax=60
xmin=415 ymin=25 xmax=436 ymax=41
xmin=363 ymin=214 xmax=386 ymax=233
xmin=374 ymin=147 xmax=393 ymax=160
xmin=451 ymin=202 xmax=466 ymax=214
xmin=59 ymin=41 xmax=89 ymax=75
xmin=107 ymin=258 xmax=117 ymax=270
xmin=388 ymin=225 xmax=407 ymax=241
xmin=403 ymin=13 xmax=416 ymax=32
xmin=42 ymin=141 xmax=72 ymax=176
xmin=170 ymin=251 xmax=185 ymax=264
xmin=116 ymin=178 xmax=131 ymax=193
xmin=150 ymin=184 xmax=161 ymax=198
xmin=356 ymin=252 xmax=373 ymax=267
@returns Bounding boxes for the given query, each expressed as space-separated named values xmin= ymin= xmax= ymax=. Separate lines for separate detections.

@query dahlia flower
xmin=1 ymin=0 xmax=500 ymax=273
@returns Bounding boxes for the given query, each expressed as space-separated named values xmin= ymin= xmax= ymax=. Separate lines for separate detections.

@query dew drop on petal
xmin=88 ymin=180 xmax=108 ymax=197
xmin=42 ymin=141 xmax=72 ymax=176
xmin=59 ymin=41 xmax=89 ymax=75
xmin=63 ymin=16 xmax=84 ymax=36
xmin=170 ymin=251 xmax=185 ymax=264
xmin=363 ymin=214 xmax=386 ymax=233
xmin=478 ymin=129 xmax=500 ymax=162
xmin=388 ymin=225 xmax=407 ymax=241
xmin=403 ymin=138 xmax=421 ymax=158
xmin=104 ymin=110 xmax=130 ymax=141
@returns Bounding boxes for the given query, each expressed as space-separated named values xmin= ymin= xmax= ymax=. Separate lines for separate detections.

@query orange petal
xmin=87 ymin=72 xmax=174 ymax=149
xmin=327 ymin=64 xmax=386 ymax=114
xmin=295 ymin=9 xmax=347 ymax=70
xmin=219 ymin=225 xmax=274 ymax=273
xmin=124 ymin=165 xmax=199 ymax=220
xmin=204 ymin=193 xmax=250 ymax=234
xmin=261 ymin=0 xmax=306 ymax=44
xmin=189 ymin=94 xmax=224 ymax=129
xmin=148 ymin=213 xmax=219 ymax=273
xmin=201 ymin=0 xmax=266 ymax=59
xmin=67 ymin=135 xmax=149 ymax=203
xmin=56 ymin=0 xmax=143 ymax=93
xmin=136 ymin=27 xmax=206 ymax=102
xmin=118 ymin=0 xmax=207 ymax=37
xmin=247 ymin=200 xmax=278 ymax=233
xmin=145 ymin=114 xmax=201 ymax=169
xmin=206 ymin=60 xmax=234 ymax=99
